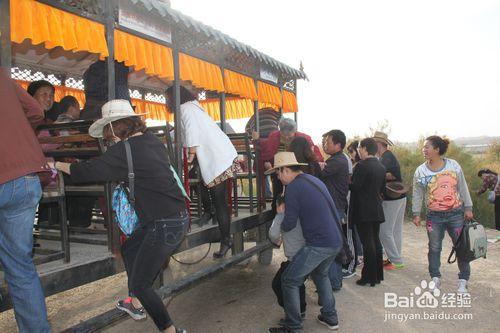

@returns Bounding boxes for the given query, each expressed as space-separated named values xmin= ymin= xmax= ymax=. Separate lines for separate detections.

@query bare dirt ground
xmin=1 ymin=223 xmax=499 ymax=333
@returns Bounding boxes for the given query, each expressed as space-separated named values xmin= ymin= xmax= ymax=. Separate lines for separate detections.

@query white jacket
xmin=180 ymin=100 xmax=237 ymax=185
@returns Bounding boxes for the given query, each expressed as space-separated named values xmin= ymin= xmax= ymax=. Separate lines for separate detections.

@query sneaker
xmin=176 ymin=328 xmax=187 ymax=333
xmin=342 ymin=269 xmax=356 ymax=279
xmin=383 ymin=261 xmax=396 ymax=270
xmin=317 ymin=315 xmax=339 ymax=330
xmin=393 ymin=263 xmax=405 ymax=269
xmin=116 ymin=298 xmax=146 ymax=321
xmin=457 ymin=279 xmax=468 ymax=293
xmin=430 ymin=277 xmax=441 ymax=291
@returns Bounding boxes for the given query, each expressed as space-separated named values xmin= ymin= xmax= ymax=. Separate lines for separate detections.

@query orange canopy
xmin=224 ymin=69 xmax=258 ymax=101
xmin=11 ymin=0 xmax=108 ymax=58
xmin=258 ymin=81 xmax=282 ymax=109
xmin=180 ymin=53 xmax=224 ymax=93
xmin=115 ymin=30 xmax=174 ymax=80
xmin=282 ymin=90 xmax=298 ymax=113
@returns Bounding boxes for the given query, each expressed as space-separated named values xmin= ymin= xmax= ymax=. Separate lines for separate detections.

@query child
xmin=269 ymin=195 xmax=307 ymax=317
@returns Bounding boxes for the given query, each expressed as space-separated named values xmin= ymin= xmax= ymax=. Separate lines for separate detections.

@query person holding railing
xmin=166 ymin=85 xmax=240 ymax=259
xmin=51 ymin=100 xmax=188 ymax=333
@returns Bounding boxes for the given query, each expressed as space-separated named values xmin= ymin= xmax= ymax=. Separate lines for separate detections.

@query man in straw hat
xmin=266 ymin=152 xmax=343 ymax=333
xmin=373 ymin=131 xmax=408 ymax=270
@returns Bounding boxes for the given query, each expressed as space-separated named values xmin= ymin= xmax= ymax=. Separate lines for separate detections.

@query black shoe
xmin=197 ymin=213 xmax=212 ymax=227
xmin=356 ymin=278 xmax=375 ymax=287
xmin=268 ymin=326 xmax=293 ymax=333
xmin=213 ymin=240 xmax=233 ymax=259
xmin=317 ymin=315 xmax=339 ymax=330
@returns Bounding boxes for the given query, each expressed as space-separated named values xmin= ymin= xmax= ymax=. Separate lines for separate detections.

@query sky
xmin=171 ymin=0 xmax=500 ymax=144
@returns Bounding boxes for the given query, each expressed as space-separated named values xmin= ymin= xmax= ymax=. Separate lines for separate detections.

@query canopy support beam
xmin=219 ymin=68 xmax=227 ymax=132
xmin=104 ymin=0 xmax=120 ymax=256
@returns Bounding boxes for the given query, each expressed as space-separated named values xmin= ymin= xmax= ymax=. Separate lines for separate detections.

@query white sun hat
xmin=88 ymin=99 xmax=148 ymax=138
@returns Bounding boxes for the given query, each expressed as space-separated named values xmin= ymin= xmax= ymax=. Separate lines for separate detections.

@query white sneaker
xmin=457 ymin=279 xmax=468 ymax=293
xmin=430 ymin=277 xmax=441 ymax=290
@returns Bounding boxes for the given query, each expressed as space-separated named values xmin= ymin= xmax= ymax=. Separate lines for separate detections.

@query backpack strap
xmin=447 ymin=221 xmax=467 ymax=264
xmin=124 ymin=140 xmax=135 ymax=206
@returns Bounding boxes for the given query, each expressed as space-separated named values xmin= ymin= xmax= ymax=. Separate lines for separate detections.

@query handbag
xmin=112 ymin=140 xmax=139 ymax=237
xmin=447 ymin=219 xmax=487 ymax=264
xmin=299 ymin=175 xmax=354 ymax=265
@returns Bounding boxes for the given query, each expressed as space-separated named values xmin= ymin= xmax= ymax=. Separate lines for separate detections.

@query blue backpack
xmin=112 ymin=140 xmax=139 ymax=237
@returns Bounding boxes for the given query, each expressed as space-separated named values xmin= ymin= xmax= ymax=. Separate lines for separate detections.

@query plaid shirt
xmin=478 ymin=174 xmax=500 ymax=196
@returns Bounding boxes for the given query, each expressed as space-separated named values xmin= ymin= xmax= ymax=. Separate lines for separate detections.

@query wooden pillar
xmin=104 ymin=0 xmax=120 ymax=256
xmin=0 ymin=0 xmax=12 ymax=69
xmin=219 ymin=68 xmax=227 ymax=132
xmin=172 ymin=49 xmax=183 ymax=174
xmin=293 ymin=80 xmax=298 ymax=126
xmin=279 ymin=86 xmax=283 ymax=116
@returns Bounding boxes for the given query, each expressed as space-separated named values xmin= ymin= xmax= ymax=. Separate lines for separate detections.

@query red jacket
xmin=259 ymin=130 xmax=324 ymax=164
xmin=0 ymin=68 xmax=49 ymax=184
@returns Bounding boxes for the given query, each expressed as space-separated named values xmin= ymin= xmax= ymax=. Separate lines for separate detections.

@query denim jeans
xmin=0 ymin=175 xmax=51 ymax=333
xmin=426 ymin=208 xmax=470 ymax=280
xmin=282 ymin=245 xmax=341 ymax=330
xmin=122 ymin=210 xmax=189 ymax=331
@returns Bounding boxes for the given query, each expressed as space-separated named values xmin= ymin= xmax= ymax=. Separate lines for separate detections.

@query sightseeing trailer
xmin=0 ymin=0 xmax=306 ymax=329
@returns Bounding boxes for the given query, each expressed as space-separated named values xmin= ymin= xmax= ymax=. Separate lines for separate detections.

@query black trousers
xmin=272 ymin=261 xmax=306 ymax=313
xmin=357 ymin=222 xmax=384 ymax=284
xmin=121 ymin=211 xmax=189 ymax=331
xmin=209 ymin=179 xmax=231 ymax=245
xmin=271 ymin=173 xmax=284 ymax=216
xmin=495 ymin=197 xmax=500 ymax=231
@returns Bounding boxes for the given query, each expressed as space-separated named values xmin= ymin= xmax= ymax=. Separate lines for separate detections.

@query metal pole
xmin=279 ymin=86 xmax=283 ymax=116
xmin=293 ymin=79 xmax=298 ymax=127
xmin=219 ymin=67 xmax=227 ymax=133
xmin=104 ymin=0 xmax=119 ymax=255
xmin=254 ymin=79 xmax=262 ymax=213
xmin=0 ymin=0 xmax=12 ymax=69
xmin=172 ymin=49 xmax=183 ymax=174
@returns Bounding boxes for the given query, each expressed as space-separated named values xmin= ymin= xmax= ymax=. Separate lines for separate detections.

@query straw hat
xmin=385 ymin=181 xmax=409 ymax=199
xmin=265 ymin=152 xmax=308 ymax=175
xmin=88 ymin=99 xmax=147 ymax=138
xmin=373 ymin=131 xmax=394 ymax=146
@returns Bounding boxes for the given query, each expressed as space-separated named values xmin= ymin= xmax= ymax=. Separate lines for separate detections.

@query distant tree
xmin=367 ymin=119 xmax=392 ymax=137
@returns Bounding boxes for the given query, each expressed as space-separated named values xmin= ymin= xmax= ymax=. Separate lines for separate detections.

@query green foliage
xmin=392 ymin=141 xmax=499 ymax=229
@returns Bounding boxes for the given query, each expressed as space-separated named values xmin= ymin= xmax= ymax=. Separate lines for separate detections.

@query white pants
xmin=380 ymin=197 xmax=407 ymax=264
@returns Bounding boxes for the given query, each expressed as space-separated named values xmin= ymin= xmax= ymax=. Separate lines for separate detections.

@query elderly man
xmin=373 ymin=131 xmax=407 ymax=270
xmin=256 ymin=117 xmax=323 ymax=214
xmin=0 ymin=68 xmax=52 ymax=332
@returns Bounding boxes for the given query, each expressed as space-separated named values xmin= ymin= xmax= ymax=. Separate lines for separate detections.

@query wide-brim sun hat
xmin=88 ymin=99 xmax=148 ymax=138
xmin=373 ymin=131 xmax=394 ymax=146
xmin=265 ymin=152 xmax=308 ymax=175
xmin=385 ymin=181 xmax=409 ymax=199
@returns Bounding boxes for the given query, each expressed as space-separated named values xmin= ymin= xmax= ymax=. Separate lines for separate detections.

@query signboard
xmin=260 ymin=68 xmax=278 ymax=84
xmin=118 ymin=2 xmax=172 ymax=44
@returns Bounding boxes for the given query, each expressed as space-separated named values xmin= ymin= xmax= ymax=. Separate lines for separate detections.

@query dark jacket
xmin=0 ymin=68 xmax=49 ymax=184
xmin=282 ymin=174 xmax=343 ymax=248
xmin=70 ymin=131 xmax=186 ymax=224
xmin=349 ymin=157 xmax=386 ymax=224
xmin=320 ymin=152 xmax=350 ymax=213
